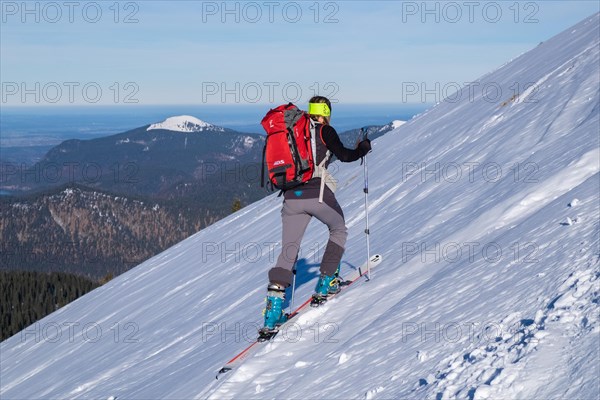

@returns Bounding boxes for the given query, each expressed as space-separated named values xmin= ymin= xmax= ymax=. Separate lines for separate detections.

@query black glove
xmin=357 ymin=139 xmax=372 ymax=157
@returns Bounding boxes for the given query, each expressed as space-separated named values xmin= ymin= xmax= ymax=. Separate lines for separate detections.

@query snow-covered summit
xmin=390 ymin=119 xmax=406 ymax=129
xmin=378 ymin=119 xmax=406 ymax=132
xmin=146 ymin=115 xmax=225 ymax=133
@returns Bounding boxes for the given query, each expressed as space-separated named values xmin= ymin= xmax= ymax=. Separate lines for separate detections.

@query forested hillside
xmin=0 ymin=270 xmax=100 ymax=341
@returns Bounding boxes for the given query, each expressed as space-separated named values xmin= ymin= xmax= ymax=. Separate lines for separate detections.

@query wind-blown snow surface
xmin=2 ymin=14 xmax=599 ymax=400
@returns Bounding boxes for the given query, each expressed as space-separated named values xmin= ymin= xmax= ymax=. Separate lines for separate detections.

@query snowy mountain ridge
xmin=147 ymin=115 xmax=225 ymax=133
xmin=389 ymin=120 xmax=405 ymax=130
xmin=1 ymin=13 xmax=599 ymax=400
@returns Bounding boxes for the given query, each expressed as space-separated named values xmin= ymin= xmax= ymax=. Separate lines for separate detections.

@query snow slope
xmin=1 ymin=13 xmax=599 ymax=400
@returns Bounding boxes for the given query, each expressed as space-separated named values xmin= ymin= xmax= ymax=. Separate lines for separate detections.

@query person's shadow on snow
xmin=282 ymin=258 xmax=359 ymax=309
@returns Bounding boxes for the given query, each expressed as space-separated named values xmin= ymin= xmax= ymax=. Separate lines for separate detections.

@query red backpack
xmin=261 ymin=103 xmax=316 ymax=191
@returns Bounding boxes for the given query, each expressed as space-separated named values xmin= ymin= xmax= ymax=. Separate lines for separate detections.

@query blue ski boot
xmin=311 ymin=267 xmax=341 ymax=307
xmin=258 ymin=283 xmax=288 ymax=341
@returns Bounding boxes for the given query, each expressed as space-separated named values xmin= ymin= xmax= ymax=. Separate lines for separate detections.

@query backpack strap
xmin=309 ymin=119 xmax=319 ymax=170
xmin=317 ymin=153 xmax=335 ymax=203
xmin=309 ymin=122 xmax=335 ymax=203
xmin=261 ymin=139 xmax=267 ymax=188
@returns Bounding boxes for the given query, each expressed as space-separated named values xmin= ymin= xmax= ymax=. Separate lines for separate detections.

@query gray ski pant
xmin=268 ymin=196 xmax=348 ymax=287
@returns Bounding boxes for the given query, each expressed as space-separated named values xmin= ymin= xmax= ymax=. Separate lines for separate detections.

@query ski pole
xmin=290 ymin=264 xmax=297 ymax=312
xmin=360 ymin=128 xmax=372 ymax=280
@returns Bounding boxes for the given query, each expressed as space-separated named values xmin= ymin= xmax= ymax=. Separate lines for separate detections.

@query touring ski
xmin=216 ymin=253 xmax=382 ymax=379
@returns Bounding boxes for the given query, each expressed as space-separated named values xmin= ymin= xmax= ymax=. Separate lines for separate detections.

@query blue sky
xmin=1 ymin=1 xmax=598 ymax=105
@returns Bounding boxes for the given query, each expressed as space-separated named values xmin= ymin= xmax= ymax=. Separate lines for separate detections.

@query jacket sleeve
xmin=320 ymin=125 xmax=362 ymax=162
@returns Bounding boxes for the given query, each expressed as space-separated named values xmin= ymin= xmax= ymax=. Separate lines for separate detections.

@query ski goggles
xmin=308 ymin=102 xmax=331 ymax=117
